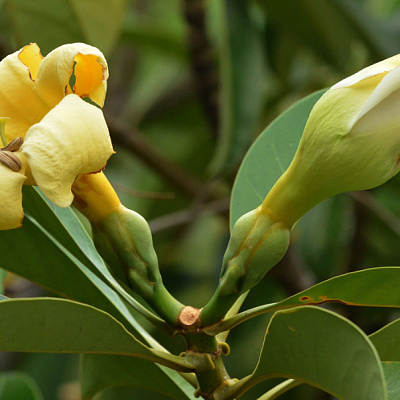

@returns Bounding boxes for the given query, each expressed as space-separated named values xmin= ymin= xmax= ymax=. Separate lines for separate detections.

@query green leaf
xmin=81 ymin=354 xmax=196 ymax=400
xmin=230 ymin=307 xmax=386 ymax=400
xmin=370 ymin=318 xmax=400 ymax=361
xmin=220 ymin=267 xmax=400 ymax=333
xmin=2 ymin=187 xmax=162 ymax=338
xmin=230 ymin=89 xmax=325 ymax=228
xmin=0 ymin=371 xmax=44 ymax=400
xmin=210 ymin=0 xmax=266 ymax=174
xmin=4 ymin=0 xmax=126 ymax=54
xmin=382 ymin=362 xmax=400 ymax=400
xmin=277 ymin=267 xmax=400 ymax=309
xmin=0 ymin=297 xmax=194 ymax=372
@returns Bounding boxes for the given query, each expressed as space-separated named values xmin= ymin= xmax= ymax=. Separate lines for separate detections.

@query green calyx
xmin=200 ymin=207 xmax=290 ymax=326
xmin=92 ymin=207 xmax=184 ymax=326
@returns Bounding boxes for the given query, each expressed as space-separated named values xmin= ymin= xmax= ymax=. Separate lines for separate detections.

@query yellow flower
xmin=0 ymin=43 xmax=113 ymax=230
xmin=263 ymin=55 xmax=400 ymax=228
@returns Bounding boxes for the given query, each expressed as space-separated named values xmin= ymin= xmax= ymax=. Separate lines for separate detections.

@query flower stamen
xmin=0 ymin=151 xmax=22 ymax=172
xmin=0 ymin=136 xmax=24 ymax=172
xmin=2 ymin=137 xmax=23 ymax=152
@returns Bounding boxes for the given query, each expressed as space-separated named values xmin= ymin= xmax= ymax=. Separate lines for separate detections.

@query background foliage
xmin=1 ymin=0 xmax=400 ymax=399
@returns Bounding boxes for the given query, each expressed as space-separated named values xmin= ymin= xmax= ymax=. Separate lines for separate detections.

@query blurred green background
xmin=1 ymin=0 xmax=400 ymax=398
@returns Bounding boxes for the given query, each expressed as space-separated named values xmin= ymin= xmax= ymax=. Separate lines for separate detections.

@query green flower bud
xmin=263 ymin=55 xmax=400 ymax=227
xmin=219 ymin=207 xmax=290 ymax=296
xmin=92 ymin=206 xmax=161 ymax=298
xmin=200 ymin=207 xmax=290 ymax=326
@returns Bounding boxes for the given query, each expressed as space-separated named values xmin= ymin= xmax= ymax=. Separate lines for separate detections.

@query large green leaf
xmin=230 ymin=89 xmax=325 ymax=228
xmin=0 ymin=297 xmax=194 ymax=372
xmin=0 ymin=188 xmax=198 ymax=399
xmin=382 ymin=362 xmax=400 ymax=400
xmin=370 ymin=318 xmax=400 ymax=361
xmin=210 ymin=0 xmax=265 ymax=174
xmin=0 ymin=371 xmax=44 ymax=400
xmin=276 ymin=267 xmax=400 ymax=309
xmin=219 ymin=267 xmax=400 ymax=333
xmin=81 ymin=354 xmax=196 ymax=400
xmin=229 ymin=306 xmax=386 ymax=400
xmin=0 ymin=187 xmax=162 ymax=341
xmin=4 ymin=0 xmax=125 ymax=54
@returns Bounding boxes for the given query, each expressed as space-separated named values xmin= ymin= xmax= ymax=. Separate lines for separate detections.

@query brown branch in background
xmin=182 ymin=0 xmax=220 ymax=137
xmin=107 ymin=116 xmax=205 ymax=199
xmin=149 ymin=197 xmax=230 ymax=233
xmin=110 ymin=180 xmax=175 ymax=200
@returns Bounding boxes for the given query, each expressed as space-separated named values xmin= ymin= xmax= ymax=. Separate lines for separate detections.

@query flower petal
xmin=0 ymin=44 xmax=49 ymax=142
xmin=332 ymin=54 xmax=400 ymax=89
xmin=35 ymin=43 xmax=108 ymax=107
xmin=21 ymin=94 xmax=114 ymax=207
xmin=354 ymin=66 xmax=400 ymax=125
xmin=0 ymin=154 xmax=27 ymax=230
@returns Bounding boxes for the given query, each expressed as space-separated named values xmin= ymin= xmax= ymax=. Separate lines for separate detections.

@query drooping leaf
xmin=229 ymin=307 xmax=386 ymax=400
xmin=210 ymin=0 xmax=266 ymax=175
xmin=81 ymin=354 xmax=196 ymax=400
xmin=0 ymin=371 xmax=44 ymax=400
xmin=0 ymin=297 xmax=194 ymax=372
xmin=230 ymin=90 xmax=325 ymax=228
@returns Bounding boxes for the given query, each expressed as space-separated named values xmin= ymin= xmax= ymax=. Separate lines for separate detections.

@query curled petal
xmin=21 ymin=94 xmax=114 ymax=207
xmin=332 ymin=54 xmax=400 ymax=89
xmin=0 ymin=154 xmax=27 ymax=230
xmin=0 ymin=44 xmax=49 ymax=142
xmin=35 ymin=43 xmax=108 ymax=107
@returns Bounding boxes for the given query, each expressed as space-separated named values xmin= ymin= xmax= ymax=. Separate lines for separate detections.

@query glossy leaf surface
xmin=234 ymin=306 xmax=386 ymax=399
xmin=0 ymin=297 xmax=194 ymax=372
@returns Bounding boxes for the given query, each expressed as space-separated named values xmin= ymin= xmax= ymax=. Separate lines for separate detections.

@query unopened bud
xmin=264 ymin=54 xmax=400 ymax=227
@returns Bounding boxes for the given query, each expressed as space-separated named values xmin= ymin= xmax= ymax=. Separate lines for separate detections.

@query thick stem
xmin=184 ymin=333 xmax=232 ymax=399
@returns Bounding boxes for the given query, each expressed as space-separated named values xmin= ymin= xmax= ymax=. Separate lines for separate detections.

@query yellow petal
xmin=35 ymin=43 xmax=108 ymax=107
xmin=0 ymin=154 xmax=27 ymax=230
xmin=0 ymin=44 xmax=49 ymax=142
xmin=21 ymin=94 xmax=114 ymax=207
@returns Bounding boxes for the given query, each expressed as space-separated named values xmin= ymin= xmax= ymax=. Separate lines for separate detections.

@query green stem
xmin=256 ymin=379 xmax=301 ymax=400
xmin=183 ymin=333 xmax=232 ymax=399
xmin=204 ymin=302 xmax=284 ymax=335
